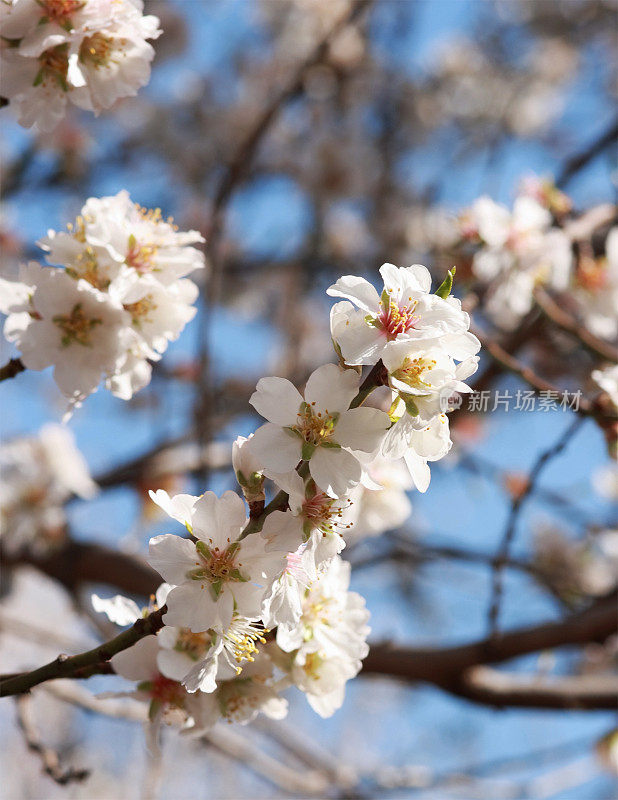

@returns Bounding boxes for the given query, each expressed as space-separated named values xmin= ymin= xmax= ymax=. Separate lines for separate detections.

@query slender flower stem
xmin=0 ymin=358 xmax=25 ymax=382
xmin=348 ymin=360 xmax=388 ymax=409
xmin=239 ymin=490 xmax=289 ymax=540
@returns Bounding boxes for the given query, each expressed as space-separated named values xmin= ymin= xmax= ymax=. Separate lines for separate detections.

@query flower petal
xmin=163 ymin=582 xmax=223 ymax=632
xmin=248 ymin=424 xmax=301 ymax=473
xmin=326 ymin=275 xmax=379 ymax=313
xmin=149 ymin=489 xmax=197 ymax=528
xmin=304 ymin=363 xmax=359 ymax=414
xmin=335 ymin=407 xmax=389 ymax=453
xmin=309 ymin=447 xmax=362 ymax=498
xmin=249 ymin=377 xmax=303 ymax=425
xmin=191 ymin=490 xmax=246 ymax=547
xmin=111 ymin=635 xmax=159 ymax=682
xmin=148 ymin=534 xmax=197 ymax=585
xmin=91 ymin=593 xmax=141 ymax=626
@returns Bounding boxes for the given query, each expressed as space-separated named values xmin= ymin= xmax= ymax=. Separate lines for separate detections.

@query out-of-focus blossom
xmin=0 ymin=423 xmax=96 ymax=553
xmin=0 ymin=0 xmax=161 ymax=131
xmin=573 ymin=227 xmax=618 ymax=341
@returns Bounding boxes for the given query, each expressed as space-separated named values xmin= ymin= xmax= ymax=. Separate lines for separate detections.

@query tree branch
xmin=487 ymin=415 xmax=585 ymax=634
xmin=0 ymin=357 xmax=25 ymax=382
xmin=362 ymin=590 xmax=617 ymax=709
xmin=0 ymin=540 xmax=161 ymax=598
xmin=459 ymin=666 xmax=618 ymax=710
xmin=471 ymin=327 xmax=611 ymax=419
xmin=534 ymin=287 xmax=618 ymax=363
xmin=556 ymin=117 xmax=618 ymax=188
xmin=0 ymin=606 xmax=166 ymax=697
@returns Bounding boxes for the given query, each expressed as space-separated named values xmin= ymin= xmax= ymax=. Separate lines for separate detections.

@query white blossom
xmin=327 ymin=263 xmax=473 ymax=366
xmin=382 ymin=411 xmax=453 ymax=492
xmin=109 ymin=635 xmax=214 ymax=744
xmin=261 ymin=469 xmax=357 ymax=566
xmin=261 ymin=545 xmax=315 ymax=629
xmin=248 ymin=363 xmax=389 ymax=499
xmin=3 ymin=262 xmax=129 ymax=407
xmin=157 ymin=615 xmax=268 ymax=695
xmin=348 ymin=455 xmax=413 ymax=540
xmin=381 ymin=339 xmax=478 ymax=426
xmin=148 ymin=490 xmax=285 ymax=631
xmin=1 ymin=192 xmax=205 ymax=410
xmin=38 ymin=190 xmax=205 ymax=290
xmin=189 ymin=651 xmax=288 ymax=731
xmin=461 ymin=194 xmax=573 ymax=329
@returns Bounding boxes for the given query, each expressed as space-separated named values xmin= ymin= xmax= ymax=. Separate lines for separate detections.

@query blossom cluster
xmin=459 ymin=177 xmax=618 ymax=340
xmin=0 ymin=0 xmax=161 ymax=131
xmin=92 ymin=263 xmax=479 ymax=738
xmin=459 ymin=182 xmax=572 ymax=329
xmin=0 ymin=190 xmax=205 ymax=413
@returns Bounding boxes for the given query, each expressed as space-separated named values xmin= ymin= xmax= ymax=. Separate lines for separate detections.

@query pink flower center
xmin=126 ymin=241 xmax=158 ymax=274
xmin=377 ymin=298 xmax=419 ymax=339
xmin=41 ymin=0 xmax=84 ymax=24
xmin=150 ymin=674 xmax=184 ymax=706
xmin=302 ymin=491 xmax=353 ymax=535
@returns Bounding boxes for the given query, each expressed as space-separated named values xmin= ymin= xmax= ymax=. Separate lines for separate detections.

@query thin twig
xmin=472 ymin=327 xmax=605 ymax=418
xmin=534 ymin=287 xmax=618 ymax=363
xmin=15 ymin=695 xmax=89 ymax=785
xmin=556 ymin=117 xmax=618 ymax=188
xmin=487 ymin=416 xmax=585 ymax=636
xmin=202 ymin=726 xmax=330 ymax=797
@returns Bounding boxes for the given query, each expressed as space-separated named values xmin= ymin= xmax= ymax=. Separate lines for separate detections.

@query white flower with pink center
xmin=248 ymin=363 xmax=389 ymax=499
xmin=38 ymin=190 xmax=205 ymax=291
xmin=327 ymin=263 xmax=472 ymax=366
xmin=109 ymin=635 xmax=216 ymax=746
xmin=461 ymin=194 xmax=573 ymax=329
xmin=148 ymin=490 xmax=285 ymax=632
xmin=1 ymin=192 xmax=204 ymax=409
xmin=261 ymin=469 xmax=357 ymax=566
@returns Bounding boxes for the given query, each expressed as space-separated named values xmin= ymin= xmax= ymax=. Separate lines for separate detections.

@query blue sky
xmin=1 ymin=1 xmax=616 ymax=796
